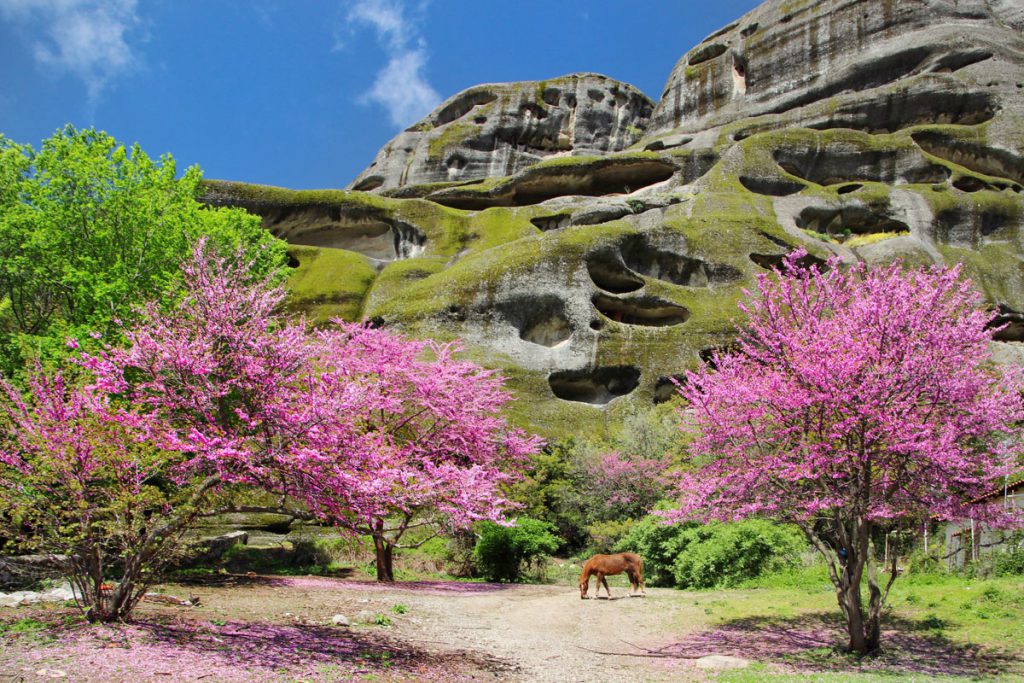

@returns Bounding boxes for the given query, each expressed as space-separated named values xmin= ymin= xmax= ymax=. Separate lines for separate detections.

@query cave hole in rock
xmin=796 ymin=206 xmax=910 ymax=239
xmin=548 ymin=366 xmax=641 ymax=404
xmin=434 ymin=90 xmax=499 ymax=126
xmin=280 ymin=212 xmax=426 ymax=262
xmin=739 ymin=175 xmax=805 ymax=196
xmin=911 ymin=132 xmax=1024 ymax=185
xmin=989 ymin=305 xmax=1024 ymax=342
xmin=740 ymin=22 xmax=758 ymax=37
xmin=653 ymin=374 xmax=688 ymax=404
xmin=286 ymin=252 xmax=300 ymax=268
xmin=586 ymin=253 xmax=644 ymax=293
xmin=732 ymin=52 xmax=748 ymax=95
xmin=351 ymin=176 xmax=385 ymax=192
xmin=837 ymin=183 xmax=863 ymax=195
xmin=589 ymin=319 xmax=604 ymax=331
xmin=806 ymin=90 xmax=997 ymax=134
xmin=512 ymin=160 xmax=677 ymax=205
xmin=953 ymin=176 xmax=987 ymax=193
xmin=429 ymin=159 xmax=677 ymax=210
xmin=770 ymin=46 xmax=932 ymax=115
xmin=587 ymin=89 xmax=606 ymax=102
xmin=495 ymin=295 xmax=573 ymax=347
xmin=930 ymin=49 xmax=993 ymax=74
xmin=773 ymin=147 xmax=949 ymax=185
xmin=592 ymin=293 xmax=690 ymax=327
xmin=530 ymin=213 xmax=571 ymax=232
xmin=520 ymin=102 xmax=548 ymax=120
xmin=645 ymin=136 xmax=692 ymax=152
xmin=541 ymin=88 xmax=561 ymax=106
xmin=750 ymin=251 xmax=828 ymax=271
xmin=621 ymin=235 xmax=742 ymax=287
xmin=688 ymin=43 xmax=727 ymax=66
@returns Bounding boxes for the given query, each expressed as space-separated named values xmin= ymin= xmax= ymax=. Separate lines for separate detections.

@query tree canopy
xmin=673 ymin=253 xmax=1023 ymax=654
xmin=0 ymin=126 xmax=286 ymax=375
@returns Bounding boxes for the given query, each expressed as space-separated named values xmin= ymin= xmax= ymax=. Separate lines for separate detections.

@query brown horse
xmin=579 ymin=552 xmax=646 ymax=599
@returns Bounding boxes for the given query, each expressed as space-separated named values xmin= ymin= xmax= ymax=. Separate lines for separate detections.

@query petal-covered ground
xmin=2 ymin=576 xmax=1022 ymax=682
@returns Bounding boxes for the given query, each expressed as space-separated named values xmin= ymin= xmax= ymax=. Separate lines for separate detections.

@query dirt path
xmin=391 ymin=583 xmax=699 ymax=681
xmin=211 ymin=577 xmax=709 ymax=681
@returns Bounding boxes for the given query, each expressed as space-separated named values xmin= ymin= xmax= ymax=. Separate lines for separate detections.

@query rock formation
xmin=206 ymin=0 xmax=1024 ymax=438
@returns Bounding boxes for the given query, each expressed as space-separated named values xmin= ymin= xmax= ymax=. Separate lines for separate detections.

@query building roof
xmin=970 ymin=474 xmax=1024 ymax=504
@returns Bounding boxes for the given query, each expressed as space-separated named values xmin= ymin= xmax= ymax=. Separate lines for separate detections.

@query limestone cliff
xmin=206 ymin=0 xmax=1024 ymax=439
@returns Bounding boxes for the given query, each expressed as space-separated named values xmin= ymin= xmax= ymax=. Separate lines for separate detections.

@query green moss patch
xmin=285 ymin=246 xmax=377 ymax=324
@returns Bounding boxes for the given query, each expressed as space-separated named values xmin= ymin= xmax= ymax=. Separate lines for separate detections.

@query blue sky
xmin=1 ymin=0 xmax=762 ymax=189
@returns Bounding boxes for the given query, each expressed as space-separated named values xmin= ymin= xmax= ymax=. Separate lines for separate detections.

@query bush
xmin=616 ymin=516 xmax=806 ymax=589
xmin=614 ymin=514 xmax=693 ymax=587
xmin=993 ymin=533 xmax=1024 ymax=576
xmin=671 ymin=520 xmax=806 ymax=589
xmin=473 ymin=518 xmax=559 ymax=582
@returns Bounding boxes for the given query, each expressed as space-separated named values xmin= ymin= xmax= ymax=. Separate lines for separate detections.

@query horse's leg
xmin=627 ymin=570 xmax=638 ymax=595
xmin=600 ymin=573 xmax=611 ymax=599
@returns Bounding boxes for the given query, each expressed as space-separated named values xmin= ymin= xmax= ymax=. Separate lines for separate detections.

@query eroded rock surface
xmin=208 ymin=0 xmax=1024 ymax=438
xmin=349 ymin=74 xmax=655 ymax=193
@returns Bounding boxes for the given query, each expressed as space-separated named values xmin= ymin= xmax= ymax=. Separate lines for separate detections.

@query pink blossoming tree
xmin=0 ymin=371 xmax=208 ymax=622
xmin=81 ymin=242 xmax=539 ymax=586
xmin=673 ymin=253 xmax=1023 ymax=654
xmin=1 ymin=242 xmax=540 ymax=620
xmin=301 ymin=327 xmax=541 ymax=581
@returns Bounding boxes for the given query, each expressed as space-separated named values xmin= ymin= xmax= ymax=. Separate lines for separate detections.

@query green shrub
xmin=586 ymin=519 xmax=636 ymax=554
xmin=473 ymin=518 xmax=559 ymax=582
xmin=615 ymin=516 xmax=807 ymax=589
xmin=993 ymin=536 xmax=1024 ymax=576
xmin=613 ymin=514 xmax=693 ymax=587
xmin=671 ymin=520 xmax=806 ymax=588
xmin=905 ymin=548 xmax=943 ymax=576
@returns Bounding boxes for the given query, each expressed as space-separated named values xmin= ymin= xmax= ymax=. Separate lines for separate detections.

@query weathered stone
xmin=330 ymin=614 xmax=351 ymax=626
xmin=206 ymin=0 xmax=1024 ymax=439
xmin=349 ymin=74 xmax=654 ymax=192
xmin=196 ymin=530 xmax=249 ymax=563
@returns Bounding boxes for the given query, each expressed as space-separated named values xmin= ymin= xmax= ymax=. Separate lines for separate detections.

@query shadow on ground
xmin=136 ymin=617 xmax=518 ymax=678
xmin=654 ymin=612 xmax=1020 ymax=678
xmin=266 ymin=575 xmax=521 ymax=595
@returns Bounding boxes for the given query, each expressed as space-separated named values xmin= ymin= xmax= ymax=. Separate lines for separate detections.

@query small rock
xmin=35 ymin=669 xmax=68 ymax=679
xmin=330 ymin=614 xmax=350 ymax=627
xmin=0 ymin=594 xmax=20 ymax=608
xmin=42 ymin=587 xmax=75 ymax=602
xmin=694 ymin=655 xmax=750 ymax=670
xmin=7 ymin=591 xmax=40 ymax=605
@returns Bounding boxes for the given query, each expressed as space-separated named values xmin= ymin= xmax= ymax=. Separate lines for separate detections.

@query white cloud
xmin=339 ymin=0 xmax=440 ymax=129
xmin=0 ymin=0 xmax=141 ymax=103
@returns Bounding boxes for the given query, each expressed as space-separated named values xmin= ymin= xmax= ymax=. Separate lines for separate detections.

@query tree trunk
xmin=836 ymin=553 xmax=870 ymax=654
xmin=372 ymin=532 xmax=395 ymax=582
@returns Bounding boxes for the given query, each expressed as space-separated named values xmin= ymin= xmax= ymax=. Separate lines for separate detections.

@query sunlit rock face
xmin=208 ymin=0 xmax=1024 ymax=438
xmin=347 ymin=73 xmax=655 ymax=193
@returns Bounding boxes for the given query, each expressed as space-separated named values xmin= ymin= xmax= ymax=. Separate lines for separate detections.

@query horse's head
xmin=579 ymin=574 xmax=589 ymax=599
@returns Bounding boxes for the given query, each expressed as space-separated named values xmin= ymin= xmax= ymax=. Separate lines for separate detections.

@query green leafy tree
xmin=0 ymin=126 xmax=286 ymax=375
